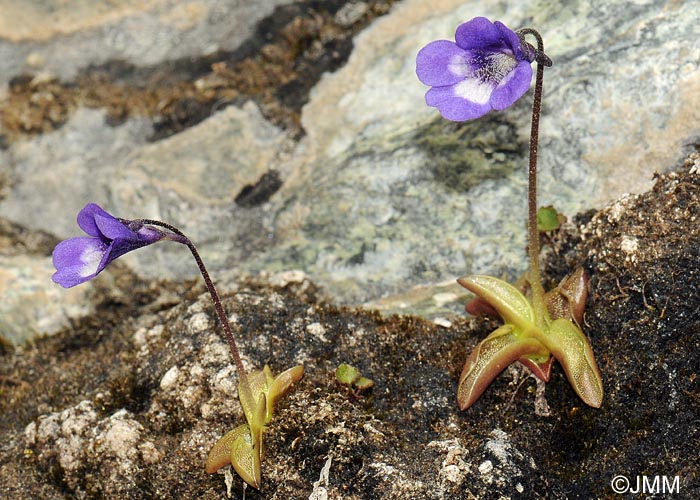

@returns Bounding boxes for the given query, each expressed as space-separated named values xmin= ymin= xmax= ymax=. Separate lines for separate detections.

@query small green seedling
xmin=537 ymin=205 xmax=566 ymax=232
xmin=335 ymin=363 xmax=374 ymax=392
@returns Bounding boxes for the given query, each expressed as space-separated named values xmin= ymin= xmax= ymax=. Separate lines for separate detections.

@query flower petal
xmin=416 ymin=40 xmax=471 ymax=87
xmin=494 ymin=21 xmax=527 ymax=59
xmin=455 ymin=17 xmax=512 ymax=53
xmin=51 ymin=237 xmax=108 ymax=287
xmin=98 ymin=238 xmax=132 ymax=269
xmin=453 ymin=77 xmax=495 ymax=105
xmin=489 ymin=60 xmax=532 ymax=110
xmin=94 ymin=212 xmax=133 ymax=240
xmin=101 ymin=230 xmax=163 ymax=269
xmin=76 ymin=203 xmax=112 ymax=237
xmin=425 ymin=85 xmax=491 ymax=121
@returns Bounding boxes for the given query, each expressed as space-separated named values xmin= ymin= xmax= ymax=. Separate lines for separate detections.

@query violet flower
xmin=52 ymin=203 xmax=165 ymax=287
xmin=416 ymin=17 xmax=535 ymax=121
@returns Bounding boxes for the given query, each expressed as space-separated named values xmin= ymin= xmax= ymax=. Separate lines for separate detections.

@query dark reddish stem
xmin=517 ymin=28 xmax=549 ymax=325
xmin=132 ymin=218 xmax=253 ymax=407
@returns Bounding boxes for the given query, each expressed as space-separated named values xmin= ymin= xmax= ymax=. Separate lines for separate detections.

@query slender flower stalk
xmin=518 ymin=28 xmax=550 ymax=328
xmin=130 ymin=219 xmax=254 ymax=408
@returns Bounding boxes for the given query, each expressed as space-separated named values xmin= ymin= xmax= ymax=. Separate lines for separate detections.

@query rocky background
xmin=1 ymin=0 xmax=700 ymax=499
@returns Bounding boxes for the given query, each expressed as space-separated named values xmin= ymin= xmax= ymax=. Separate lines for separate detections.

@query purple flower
xmin=52 ymin=203 xmax=165 ymax=288
xmin=416 ymin=17 xmax=535 ymax=121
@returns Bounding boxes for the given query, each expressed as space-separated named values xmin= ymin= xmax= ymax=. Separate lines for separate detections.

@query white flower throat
xmin=79 ymin=246 xmax=103 ymax=277
xmin=476 ymin=51 xmax=517 ymax=83
xmin=449 ymin=50 xmax=517 ymax=104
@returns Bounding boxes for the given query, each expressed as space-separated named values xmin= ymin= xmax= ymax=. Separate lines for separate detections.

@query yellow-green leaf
xmin=229 ymin=424 xmax=260 ymax=489
xmin=547 ymin=318 xmax=604 ymax=408
xmin=354 ymin=376 xmax=374 ymax=390
xmin=457 ymin=275 xmax=534 ymax=327
xmin=458 ymin=324 xmax=547 ymax=410
xmin=267 ymin=365 xmax=304 ymax=422
xmin=205 ymin=424 xmax=249 ymax=474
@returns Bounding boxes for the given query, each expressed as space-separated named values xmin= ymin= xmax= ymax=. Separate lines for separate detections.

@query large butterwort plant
xmin=52 ymin=203 xmax=303 ymax=489
xmin=416 ymin=17 xmax=603 ymax=410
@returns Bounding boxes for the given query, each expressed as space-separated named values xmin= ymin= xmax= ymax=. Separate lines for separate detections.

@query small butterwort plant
xmin=52 ymin=203 xmax=303 ymax=489
xmin=416 ymin=17 xmax=603 ymax=410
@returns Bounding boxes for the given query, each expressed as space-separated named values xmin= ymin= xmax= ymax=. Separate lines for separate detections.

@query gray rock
xmin=1 ymin=103 xmax=289 ymax=278
xmin=1 ymin=108 xmax=154 ymax=237
xmin=2 ymin=0 xmax=700 ymax=344
xmin=0 ymin=0 xmax=296 ymax=87
xmin=0 ymin=254 xmax=94 ymax=343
